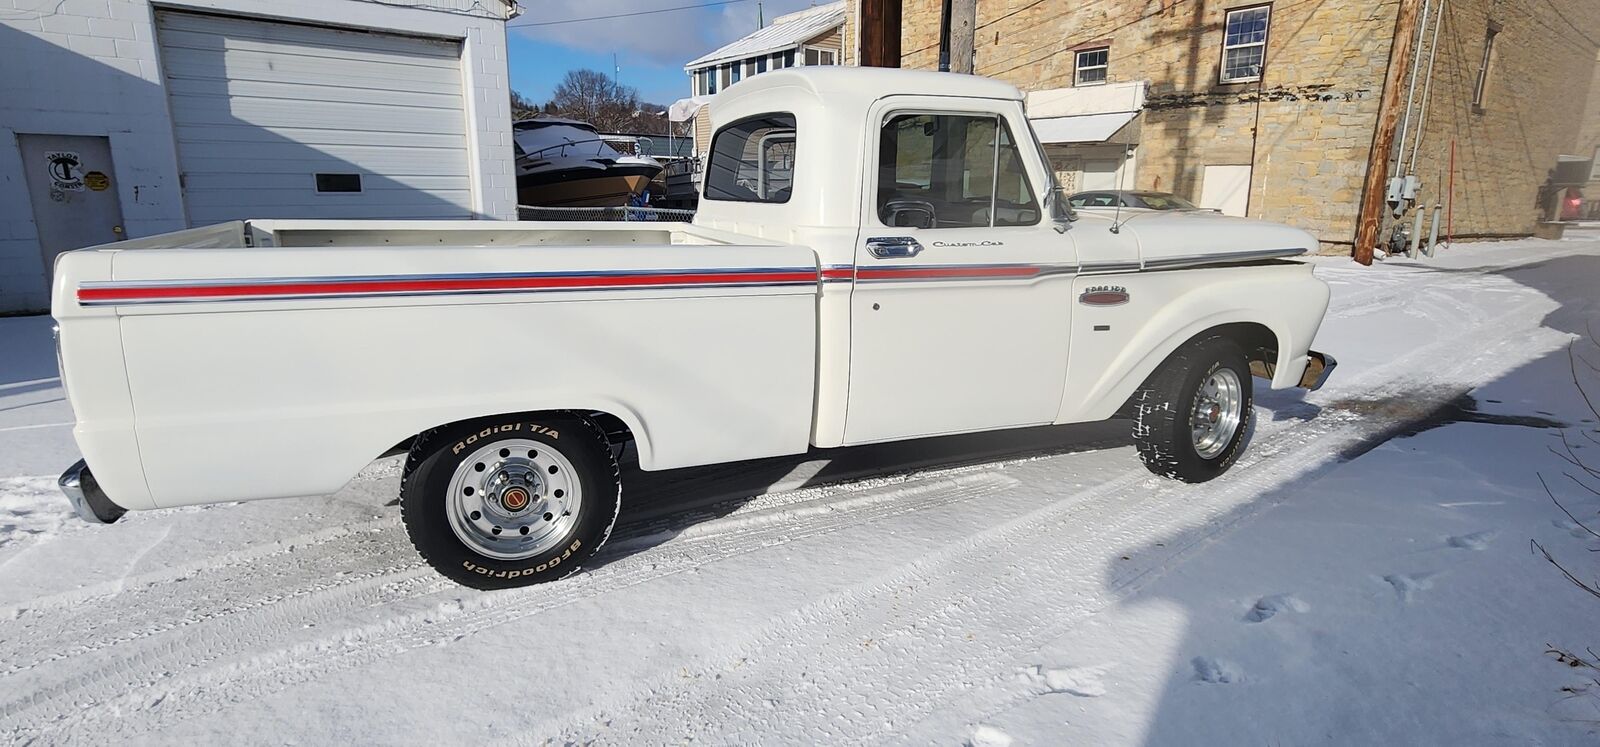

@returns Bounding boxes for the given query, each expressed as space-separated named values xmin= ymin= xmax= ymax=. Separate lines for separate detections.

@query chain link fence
xmin=516 ymin=206 xmax=696 ymax=222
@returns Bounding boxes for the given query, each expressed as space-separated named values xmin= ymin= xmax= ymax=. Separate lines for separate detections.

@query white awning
xmin=1030 ymin=111 xmax=1139 ymax=144
xmin=668 ymin=96 xmax=713 ymax=123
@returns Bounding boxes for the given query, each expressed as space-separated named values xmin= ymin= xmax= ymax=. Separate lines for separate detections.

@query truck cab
xmin=693 ymin=68 xmax=1324 ymax=448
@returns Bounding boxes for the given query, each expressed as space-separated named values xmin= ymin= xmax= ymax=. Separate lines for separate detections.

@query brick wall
xmin=0 ymin=0 xmax=514 ymax=313
xmin=1407 ymin=0 xmax=1600 ymax=236
xmin=1581 ymin=51 xmax=1600 ymax=193
xmin=846 ymin=0 xmax=1600 ymax=250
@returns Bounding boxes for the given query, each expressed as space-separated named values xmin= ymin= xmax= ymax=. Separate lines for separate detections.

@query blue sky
xmin=507 ymin=0 xmax=819 ymax=107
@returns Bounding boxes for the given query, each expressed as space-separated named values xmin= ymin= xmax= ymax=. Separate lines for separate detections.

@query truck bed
xmin=52 ymin=221 xmax=821 ymax=510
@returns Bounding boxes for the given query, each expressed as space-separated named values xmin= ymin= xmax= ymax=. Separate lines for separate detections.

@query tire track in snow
xmin=1 ymin=470 xmax=1022 ymax=742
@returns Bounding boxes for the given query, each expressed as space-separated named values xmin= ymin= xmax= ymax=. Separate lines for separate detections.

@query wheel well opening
xmin=1114 ymin=322 xmax=1280 ymax=418
xmin=384 ymin=410 xmax=638 ymax=464
xmin=1208 ymin=322 xmax=1280 ymax=378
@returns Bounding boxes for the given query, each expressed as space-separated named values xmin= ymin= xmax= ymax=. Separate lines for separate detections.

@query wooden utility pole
xmin=859 ymin=0 xmax=902 ymax=67
xmin=1353 ymin=0 xmax=1424 ymax=265
xmin=949 ymin=0 xmax=976 ymax=73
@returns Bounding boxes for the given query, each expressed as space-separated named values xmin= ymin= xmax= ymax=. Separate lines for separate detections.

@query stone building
xmin=842 ymin=0 xmax=1600 ymax=252
xmin=681 ymin=2 xmax=846 ymax=155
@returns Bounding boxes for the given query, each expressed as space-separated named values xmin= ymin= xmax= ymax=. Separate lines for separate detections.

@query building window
xmin=783 ymin=49 xmax=795 ymax=67
xmin=707 ymin=67 xmax=718 ymax=94
xmin=744 ymin=59 xmax=757 ymax=78
xmin=1220 ymin=5 xmax=1270 ymax=83
xmin=314 ymin=173 xmax=362 ymax=193
xmin=757 ymin=55 xmax=768 ymax=73
xmin=1074 ymin=47 xmax=1109 ymax=85
xmin=730 ymin=62 xmax=741 ymax=83
xmin=1472 ymin=23 xmax=1499 ymax=110
xmin=704 ymin=113 xmax=797 ymax=203
xmin=803 ymin=47 xmax=836 ymax=66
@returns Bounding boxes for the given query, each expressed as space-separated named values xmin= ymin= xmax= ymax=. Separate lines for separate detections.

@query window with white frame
xmin=757 ymin=55 xmax=768 ymax=73
xmin=1074 ymin=47 xmax=1108 ymax=85
xmin=744 ymin=59 xmax=757 ymax=78
xmin=803 ymin=47 xmax=837 ymax=66
xmin=1220 ymin=5 xmax=1270 ymax=83
xmin=718 ymin=65 xmax=731 ymax=90
xmin=731 ymin=62 xmax=741 ymax=83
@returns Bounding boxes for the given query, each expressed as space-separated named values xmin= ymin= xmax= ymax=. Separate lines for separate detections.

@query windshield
xmin=1134 ymin=193 xmax=1198 ymax=210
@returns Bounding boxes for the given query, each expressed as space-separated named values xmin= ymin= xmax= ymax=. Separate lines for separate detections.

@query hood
xmin=1106 ymin=210 xmax=1318 ymax=265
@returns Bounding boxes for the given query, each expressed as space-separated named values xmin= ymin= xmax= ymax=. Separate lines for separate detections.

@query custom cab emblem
xmin=1079 ymin=285 xmax=1130 ymax=306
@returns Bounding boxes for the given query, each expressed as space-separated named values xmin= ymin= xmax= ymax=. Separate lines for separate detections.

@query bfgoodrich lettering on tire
xmin=1131 ymin=335 xmax=1254 ymax=483
xmin=400 ymin=415 xmax=620 ymax=589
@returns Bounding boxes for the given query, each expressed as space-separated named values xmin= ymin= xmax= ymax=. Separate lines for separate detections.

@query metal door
xmin=18 ymin=134 xmax=125 ymax=282
xmin=844 ymin=99 xmax=1078 ymax=445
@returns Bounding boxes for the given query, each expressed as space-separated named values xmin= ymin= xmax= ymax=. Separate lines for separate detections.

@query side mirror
xmin=884 ymin=200 xmax=936 ymax=229
xmin=1044 ymin=186 xmax=1077 ymax=232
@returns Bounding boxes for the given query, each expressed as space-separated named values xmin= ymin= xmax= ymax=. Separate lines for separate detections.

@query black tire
xmin=1131 ymin=335 xmax=1254 ymax=483
xmin=400 ymin=414 xmax=620 ymax=590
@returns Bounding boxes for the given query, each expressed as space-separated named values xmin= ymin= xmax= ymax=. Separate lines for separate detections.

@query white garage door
xmin=157 ymin=11 xmax=474 ymax=225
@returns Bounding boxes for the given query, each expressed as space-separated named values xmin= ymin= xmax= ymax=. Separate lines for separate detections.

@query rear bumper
xmin=58 ymin=460 xmax=127 ymax=525
xmin=1298 ymin=351 xmax=1337 ymax=391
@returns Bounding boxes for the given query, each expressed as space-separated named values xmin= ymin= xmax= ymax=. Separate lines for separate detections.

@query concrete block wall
xmin=0 ymin=0 xmax=515 ymax=314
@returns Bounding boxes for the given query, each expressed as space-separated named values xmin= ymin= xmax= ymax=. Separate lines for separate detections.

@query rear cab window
xmin=703 ymin=113 xmax=797 ymax=203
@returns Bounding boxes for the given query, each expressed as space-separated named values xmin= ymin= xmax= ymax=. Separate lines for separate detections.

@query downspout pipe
xmin=1407 ymin=0 xmax=1446 ymax=176
xmin=1393 ymin=0 xmax=1431 ymax=173
xmin=938 ymin=0 xmax=953 ymax=72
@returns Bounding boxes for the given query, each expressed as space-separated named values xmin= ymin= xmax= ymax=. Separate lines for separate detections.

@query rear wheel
xmin=400 ymin=415 xmax=620 ymax=589
xmin=1131 ymin=336 xmax=1254 ymax=483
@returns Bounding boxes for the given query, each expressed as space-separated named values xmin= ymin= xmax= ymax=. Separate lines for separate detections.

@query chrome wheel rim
xmin=446 ymin=439 xmax=581 ymax=560
xmin=1190 ymin=368 xmax=1244 ymax=460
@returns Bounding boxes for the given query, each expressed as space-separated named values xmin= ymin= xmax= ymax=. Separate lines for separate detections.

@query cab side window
xmin=876 ymin=113 xmax=1040 ymax=229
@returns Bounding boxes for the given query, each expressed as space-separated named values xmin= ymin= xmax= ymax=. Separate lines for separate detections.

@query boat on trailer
xmin=512 ymin=117 xmax=664 ymax=208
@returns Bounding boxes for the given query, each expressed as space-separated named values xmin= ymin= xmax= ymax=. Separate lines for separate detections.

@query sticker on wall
xmin=84 ymin=171 xmax=110 ymax=191
xmin=45 ymin=151 xmax=85 ymax=191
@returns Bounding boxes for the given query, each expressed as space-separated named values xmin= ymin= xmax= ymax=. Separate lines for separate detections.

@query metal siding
xmin=157 ymin=11 xmax=474 ymax=224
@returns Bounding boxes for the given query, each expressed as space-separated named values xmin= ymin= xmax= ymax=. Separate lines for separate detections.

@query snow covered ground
xmin=4 ymin=231 xmax=1600 ymax=745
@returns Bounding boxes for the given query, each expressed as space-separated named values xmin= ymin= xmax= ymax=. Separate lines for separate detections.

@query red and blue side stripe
xmin=76 ymin=263 xmax=1083 ymax=306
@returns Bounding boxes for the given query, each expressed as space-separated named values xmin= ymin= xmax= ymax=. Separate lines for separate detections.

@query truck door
xmin=843 ymin=100 xmax=1078 ymax=445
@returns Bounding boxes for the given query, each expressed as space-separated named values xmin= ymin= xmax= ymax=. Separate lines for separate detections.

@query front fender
xmin=1057 ymin=262 xmax=1330 ymax=424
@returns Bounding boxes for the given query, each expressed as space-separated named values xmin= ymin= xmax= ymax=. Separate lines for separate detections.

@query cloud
xmin=512 ymin=0 xmax=821 ymax=68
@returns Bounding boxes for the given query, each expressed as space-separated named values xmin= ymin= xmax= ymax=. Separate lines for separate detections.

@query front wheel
xmin=1131 ymin=336 xmax=1254 ymax=483
xmin=400 ymin=414 xmax=620 ymax=589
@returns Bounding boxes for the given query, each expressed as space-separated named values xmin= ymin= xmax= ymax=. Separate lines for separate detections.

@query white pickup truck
xmin=52 ymin=68 xmax=1333 ymax=588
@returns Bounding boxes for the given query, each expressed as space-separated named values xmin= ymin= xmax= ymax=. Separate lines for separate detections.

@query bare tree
xmin=547 ymin=69 xmax=644 ymax=132
xmin=509 ymin=89 xmax=540 ymax=119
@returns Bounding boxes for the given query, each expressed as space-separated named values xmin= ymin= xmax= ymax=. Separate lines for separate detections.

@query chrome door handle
xmin=867 ymin=236 xmax=923 ymax=259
